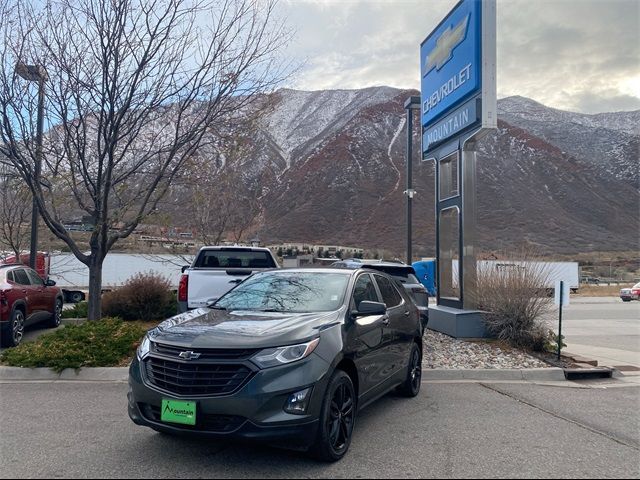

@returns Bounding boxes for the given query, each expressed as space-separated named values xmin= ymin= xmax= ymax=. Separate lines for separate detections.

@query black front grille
xmin=139 ymin=403 xmax=246 ymax=433
xmin=144 ymin=358 xmax=253 ymax=396
xmin=152 ymin=342 xmax=259 ymax=360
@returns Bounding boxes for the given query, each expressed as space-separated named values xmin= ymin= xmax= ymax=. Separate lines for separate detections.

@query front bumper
xmin=127 ymin=352 xmax=330 ymax=448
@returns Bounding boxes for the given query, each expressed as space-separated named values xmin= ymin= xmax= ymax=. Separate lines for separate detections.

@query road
xmin=555 ymin=297 xmax=640 ymax=368
xmin=0 ymin=379 xmax=638 ymax=478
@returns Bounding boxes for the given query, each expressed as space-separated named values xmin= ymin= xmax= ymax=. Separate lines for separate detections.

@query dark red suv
xmin=0 ymin=264 xmax=64 ymax=348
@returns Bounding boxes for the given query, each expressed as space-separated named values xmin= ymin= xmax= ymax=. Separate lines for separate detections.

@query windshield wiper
xmin=208 ymin=305 xmax=227 ymax=310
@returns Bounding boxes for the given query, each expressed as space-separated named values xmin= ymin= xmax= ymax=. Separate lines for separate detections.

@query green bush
xmin=61 ymin=301 xmax=88 ymax=318
xmin=102 ymin=272 xmax=176 ymax=321
xmin=0 ymin=318 xmax=146 ymax=372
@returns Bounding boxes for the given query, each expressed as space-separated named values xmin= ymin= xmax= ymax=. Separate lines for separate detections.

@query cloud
xmin=275 ymin=0 xmax=639 ymax=113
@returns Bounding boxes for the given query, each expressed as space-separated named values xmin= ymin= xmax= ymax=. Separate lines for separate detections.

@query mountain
xmin=497 ymin=96 xmax=639 ymax=185
xmin=177 ymin=87 xmax=640 ymax=257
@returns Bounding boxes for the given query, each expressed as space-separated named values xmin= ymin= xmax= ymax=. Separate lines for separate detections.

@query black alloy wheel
xmin=312 ymin=370 xmax=356 ymax=462
xmin=398 ymin=343 xmax=422 ymax=397
xmin=2 ymin=309 xmax=25 ymax=348
xmin=48 ymin=299 xmax=63 ymax=328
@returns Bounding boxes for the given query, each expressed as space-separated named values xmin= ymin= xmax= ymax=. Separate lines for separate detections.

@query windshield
xmin=214 ymin=272 xmax=350 ymax=313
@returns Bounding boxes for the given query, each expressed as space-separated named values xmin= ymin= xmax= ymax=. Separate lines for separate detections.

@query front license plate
xmin=161 ymin=399 xmax=196 ymax=426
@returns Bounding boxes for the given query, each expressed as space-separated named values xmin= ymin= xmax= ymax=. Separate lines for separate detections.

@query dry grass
xmin=472 ymin=250 xmax=554 ymax=351
xmin=576 ymin=284 xmax=634 ymax=297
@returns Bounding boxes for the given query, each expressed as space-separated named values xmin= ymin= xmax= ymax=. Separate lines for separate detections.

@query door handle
xmin=229 ymin=279 xmax=242 ymax=284
xmin=404 ymin=310 xmax=411 ymax=316
xmin=382 ymin=316 xmax=390 ymax=326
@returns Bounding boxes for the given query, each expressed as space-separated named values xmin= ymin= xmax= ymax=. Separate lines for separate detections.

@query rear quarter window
xmin=373 ymin=274 xmax=403 ymax=308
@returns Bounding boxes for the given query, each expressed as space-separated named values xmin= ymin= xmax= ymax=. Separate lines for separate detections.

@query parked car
xmin=128 ymin=268 xmax=423 ymax=461
xmin=0 ymin=264 xmax=64 ymax=347
xmin=580 ymin=276 xmax=601 ymax=285
xmin=331 ymin=259 xmax=430 ymax=327
xmin=178 ymin=246 xmax=279 ymax=313
xmin=619 ymin=283 xmax=640 ymax=302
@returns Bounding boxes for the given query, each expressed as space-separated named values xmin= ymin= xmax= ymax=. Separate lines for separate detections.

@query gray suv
xmin=128 ymin=268 xmax=423 ymax=461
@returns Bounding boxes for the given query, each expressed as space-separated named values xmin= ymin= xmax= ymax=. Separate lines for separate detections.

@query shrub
xmin=61 ymin=301 xmax=88 ymax=318
xmin=0 ymin=318 xmax=146 ymax=372
xmin=102 ymin=272 xmax=175 ymax=321
xmin=472 ymin=251 xmax=554 ymax=351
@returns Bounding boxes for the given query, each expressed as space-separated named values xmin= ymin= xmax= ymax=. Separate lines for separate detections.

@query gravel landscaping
xmin=423 ymin=329 xmax=551 ymax=369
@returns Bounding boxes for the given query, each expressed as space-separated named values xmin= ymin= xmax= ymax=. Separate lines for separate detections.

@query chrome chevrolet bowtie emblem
xmin=424 ymin=13 xmax=469 ymax=75
xmin=178 ymin=351 xmax=201 ymax=360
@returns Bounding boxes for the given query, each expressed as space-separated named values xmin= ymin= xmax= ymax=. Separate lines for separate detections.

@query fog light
xmin=284 ymin=387 xmax=313 ymax=415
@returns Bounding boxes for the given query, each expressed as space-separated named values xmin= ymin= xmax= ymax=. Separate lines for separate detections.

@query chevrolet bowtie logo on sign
xmin=178 ymin=351 xmax=201 ymax=360
xmin=424 ymin=14 xmax=469 ymax=75
xmin=420 ymin=0 xmax=486 ymax=134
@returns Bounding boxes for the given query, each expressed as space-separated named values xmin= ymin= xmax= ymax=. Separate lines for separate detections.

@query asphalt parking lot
xmin=0 ymin=379 xmax=638 ymax=478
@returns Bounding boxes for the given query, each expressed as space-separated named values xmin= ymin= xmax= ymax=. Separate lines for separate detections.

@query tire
xmin=1 ymin=309 xmax=25 ymax=348
xmin=311 ymin=370 xmax=357 ymax=462
xmin=47 ymin=298 xmax=63 ymax=328
xmin=69 ymin=291 xmax=84 ymax=303
xmin=397 ymin=343 xmax=422 ymax=398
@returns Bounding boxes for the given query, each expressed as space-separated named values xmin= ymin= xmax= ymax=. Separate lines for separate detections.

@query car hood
xmin=147 ymin=307 xmax=344 ymax=349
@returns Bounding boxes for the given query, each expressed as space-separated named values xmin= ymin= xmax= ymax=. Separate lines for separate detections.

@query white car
xmin=619 ymin=283 xmax=640 ymax=302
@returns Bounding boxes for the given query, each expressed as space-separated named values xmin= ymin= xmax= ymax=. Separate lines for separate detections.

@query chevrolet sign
xmin=421 ymin=0 xmax=481 ymax=128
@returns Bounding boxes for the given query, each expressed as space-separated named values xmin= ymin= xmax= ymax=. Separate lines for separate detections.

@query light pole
xmin=404 ymin=96 xmax=421 ymax=265
xmin=15 ymin=63 xmax=47 ymax=270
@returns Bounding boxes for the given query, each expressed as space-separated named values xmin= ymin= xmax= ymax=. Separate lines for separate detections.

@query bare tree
xmin=0 ymin=168 xmax=31 ymax=259
xmin=143 ymin=108 xmax=271 ymax=267
xmin=0 ymin=0 xmax=291 ymax=319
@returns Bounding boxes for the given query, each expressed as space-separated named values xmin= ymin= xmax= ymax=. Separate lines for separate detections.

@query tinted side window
xmin=26 ymin=269 xmax=44 ymax=286
xmin=374 ymin=275 xmax=403 ymax=308
xmin=13 ymin=269 xmax=30 ymax=286
xmin=352 ymin=274 xmax=379 ymax=309
xmin=6 ymin=271 xmax=14 ymax=283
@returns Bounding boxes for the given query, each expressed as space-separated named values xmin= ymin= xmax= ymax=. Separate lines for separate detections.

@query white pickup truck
xmin=177 ymin=246 xmax=279 ymax=312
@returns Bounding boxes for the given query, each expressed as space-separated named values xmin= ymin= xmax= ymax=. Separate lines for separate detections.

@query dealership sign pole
xmin=422 ymin=0 xmax=497 ymax=337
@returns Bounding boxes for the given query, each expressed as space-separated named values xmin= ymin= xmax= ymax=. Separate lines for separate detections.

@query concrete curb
xmin=0 ymin=366 xmax=568 ymax=383
xmin=0 ymin=366 xmax=128 ymax=382
xmin=422 ymin=368 xmax=566 ymax=382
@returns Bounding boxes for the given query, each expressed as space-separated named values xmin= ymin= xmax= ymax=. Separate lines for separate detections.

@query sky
xmin=275 ymin=0 xmax=640 ymax=114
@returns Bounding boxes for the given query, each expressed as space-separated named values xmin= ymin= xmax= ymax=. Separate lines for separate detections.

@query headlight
xmin=137 ymin=335 xmax=151 ymax=360
xmin=251 ymin=338 xmax=320 ymax=369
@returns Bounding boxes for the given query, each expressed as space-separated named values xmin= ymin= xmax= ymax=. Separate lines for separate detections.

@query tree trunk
xmin=87 ymin=257 xmax=103 ymax=321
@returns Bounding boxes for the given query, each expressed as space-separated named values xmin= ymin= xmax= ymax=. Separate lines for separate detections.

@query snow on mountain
xmin=498 ymin=96 xmax=640 ymax=136
xmin=497 ymin=96 xmax=639 ymax=184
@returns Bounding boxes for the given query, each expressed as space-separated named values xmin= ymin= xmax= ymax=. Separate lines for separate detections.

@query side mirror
xmin=352 ymin=300 xmax=387 ymax=317
xmin=45 ymin=279 xmax=57 ymax=287
xmin=181 ymin=265 xmax=189 ymax=273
